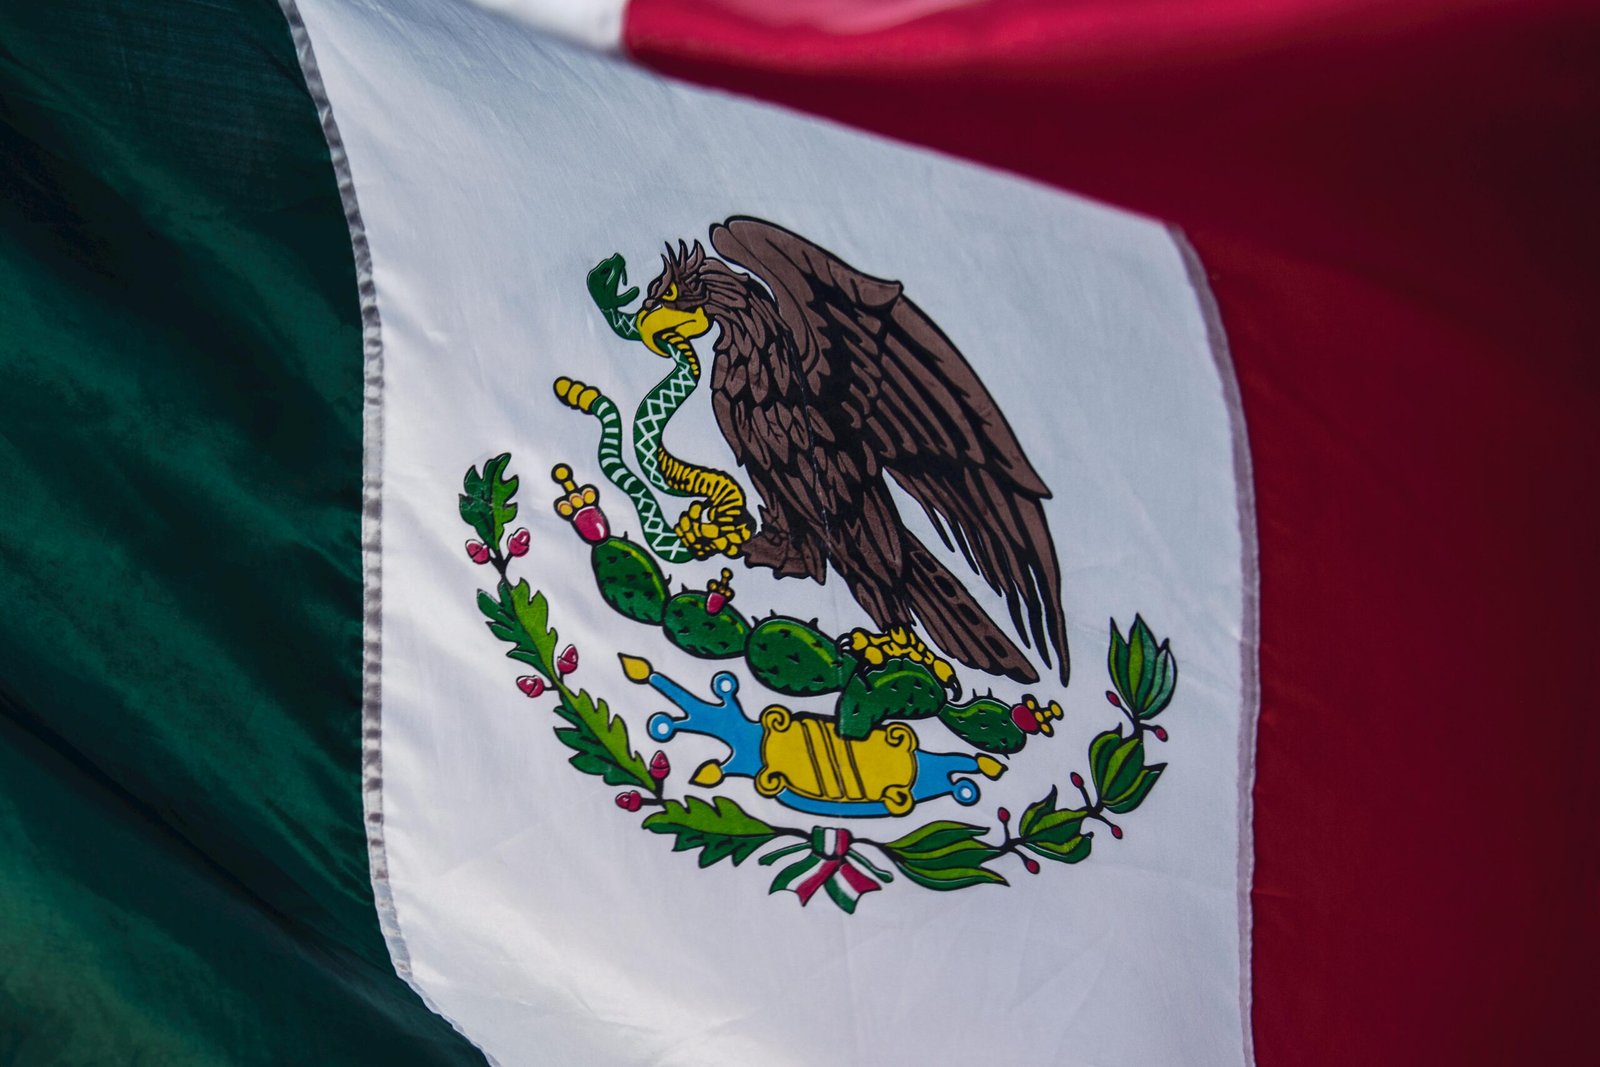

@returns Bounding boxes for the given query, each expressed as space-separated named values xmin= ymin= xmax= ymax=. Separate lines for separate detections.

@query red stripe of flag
xmin=624 ymin=1 xmax=1600 ymax=1062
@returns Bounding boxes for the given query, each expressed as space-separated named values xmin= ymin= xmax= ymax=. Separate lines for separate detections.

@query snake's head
xmin=587 ymin=253 xmax=638 ymax=312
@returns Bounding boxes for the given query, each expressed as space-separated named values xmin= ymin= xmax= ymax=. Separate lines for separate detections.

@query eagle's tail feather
xmin=901 ymin=538 xmax=1039 ymax=686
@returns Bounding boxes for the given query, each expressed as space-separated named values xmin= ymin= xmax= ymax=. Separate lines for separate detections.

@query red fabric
xmin=624 ymin=1 xmax=1600 ymax=1062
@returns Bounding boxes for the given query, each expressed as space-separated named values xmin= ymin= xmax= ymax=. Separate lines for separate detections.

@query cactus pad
xmin=662 ymin=592 xmax=751 ymax=658
xmin=590 ymin=538 xmax=668 ymax=624
xmin=838 ymin=658 xmax=947 ymax=740
xmin=938 ymin=696 xmax=1029 ymax=754
xmin=745 ymin=617 xmax=854 ymax=696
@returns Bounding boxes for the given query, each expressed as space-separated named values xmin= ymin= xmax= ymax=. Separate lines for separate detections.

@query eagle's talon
xmin=673 ymin=502 xmax=753 ymax=562
xmin=846 ymin=627 xmax=958 ymax=690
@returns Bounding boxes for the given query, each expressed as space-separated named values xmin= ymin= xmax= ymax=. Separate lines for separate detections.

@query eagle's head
xmin=636 ymin=240 xmax=742 ymax=356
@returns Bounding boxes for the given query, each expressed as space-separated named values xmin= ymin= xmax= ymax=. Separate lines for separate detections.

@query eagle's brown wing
xmin=710 ymin=216 xmax=1070 ymax=683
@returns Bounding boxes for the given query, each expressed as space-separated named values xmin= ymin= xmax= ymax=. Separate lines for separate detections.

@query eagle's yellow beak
xmin=637 ymin=305 xmax=710 ymax=356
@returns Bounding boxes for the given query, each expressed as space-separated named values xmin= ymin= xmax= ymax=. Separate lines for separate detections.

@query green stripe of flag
xmin=0 ymin=1 xmax=479 ymax=1061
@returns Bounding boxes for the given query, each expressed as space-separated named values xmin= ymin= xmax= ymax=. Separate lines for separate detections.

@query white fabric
xmin=290 ymin=1 xmax=1255 ymax=1063
xmin=464 ymin=0 xmax=625 ymax=49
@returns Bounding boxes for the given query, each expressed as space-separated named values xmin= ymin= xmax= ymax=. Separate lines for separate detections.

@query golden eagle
xmin=635 ymin=217 xmax=1069 ymax=686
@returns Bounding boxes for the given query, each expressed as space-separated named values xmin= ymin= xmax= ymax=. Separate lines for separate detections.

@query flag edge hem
xmin=1173 ymin=226 xmax=1260 ymax=1067
xmin=276 ymin=1 xmax=496 ymax=1060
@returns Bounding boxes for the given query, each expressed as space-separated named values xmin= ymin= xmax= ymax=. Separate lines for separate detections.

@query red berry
xmin=649 ymin=750 xmax=671 ymax=780
xmin=1152 ymin=725 xmax=1169 ymax=742
xmin=615 ymin=791 xmax=642 ymax=812
xmin=1070 ymin=771 xmax=1084 ymax=789
xmin=1010 ymin=703 xmax=1041 ymax=734
xmin=465 ymin=540 xmax=490 ymax=564
xmin=516 ymin=675 xmax=544 ymax=698
xmin=1023 ymin=857 xmax=1040 ymax=875
xmin=997 ymin=807 xmax=1011 ymax=825
xmin=1105 ymin=690 xmax=1122 ymax=708
xmin=556 ymin=645 xmax=579 ymax=676
xmin=1109 ymin=823 xmax=1124 ymax=839
xmin=507 ymin=528 xmax=531 ymax=557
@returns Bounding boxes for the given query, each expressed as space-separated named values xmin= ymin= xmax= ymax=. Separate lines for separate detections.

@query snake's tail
xmin=553 ymin=376 xmax=693 ymax=564
xmin=554 ymin=376 xmax=601 ymax=413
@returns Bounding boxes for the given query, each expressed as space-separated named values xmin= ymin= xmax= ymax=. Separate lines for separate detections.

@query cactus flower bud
xmin=516 ymin=675 xmax=545 ymax=698
xmin=572 ymin=506 xmax=609 ymax=543
xmin=705 ymin=591 xmax=727 ymax=615
xmin=507 ymin=528 xmax=531 ymax=557
xmin=465 ymin=539 xmax=490 ymax=564
xmin=649 ymin=750 xmax=671 ymax=780
xmin=1010 ymin=703 xmax=1040 ymax=734
xmin=1023 ymin=856 xmax=1040 ymax=875
xmin=556 ymin=645 xmax=579 ymax=676
xmin=615 ymin=790 xmax=642 ymax=812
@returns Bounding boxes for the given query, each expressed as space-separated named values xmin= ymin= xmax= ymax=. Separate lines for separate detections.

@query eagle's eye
xmin=661 ymin=283 xmax=678 ymax=303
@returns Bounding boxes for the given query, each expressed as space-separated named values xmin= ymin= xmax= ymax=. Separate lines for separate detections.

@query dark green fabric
xmin=0 ymin=1 xmax=482 ymax=1062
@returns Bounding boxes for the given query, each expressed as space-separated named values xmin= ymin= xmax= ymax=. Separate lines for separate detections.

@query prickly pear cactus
xmin=591 ymin=538 xmax=668 ymax=624
xmin=745 ymin=617 xmax=856 ymax=696
xmin=662 ymin=592 xmax=751 ymax=658
xmin=581 ymin=534 xmax=1048 ymax=756
xmin=838 ymin=658 xmax=946 ymax=740
xmin=937 ymin=696 xmax=1028 ymax=755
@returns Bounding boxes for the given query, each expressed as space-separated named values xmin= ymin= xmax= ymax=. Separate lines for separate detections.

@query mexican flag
xmin=1 ymin=1 xmax=1593 ymax=1065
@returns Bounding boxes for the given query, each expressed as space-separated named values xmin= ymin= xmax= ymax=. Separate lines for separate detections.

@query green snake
xmin=553 ymin=265 xmax=750 ymax=563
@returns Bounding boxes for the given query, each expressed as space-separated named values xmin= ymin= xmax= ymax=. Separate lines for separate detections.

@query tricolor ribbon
xmin=767 ymin=828 xmax=887 ymax=913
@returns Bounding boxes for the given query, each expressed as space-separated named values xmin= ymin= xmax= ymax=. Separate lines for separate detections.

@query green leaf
xmin=1104 ymin=763 xmax=1166 ymax=815
xmin=1102 ymin=734 xmax=1146 ymax=800
xmin=460 ymin=480 xmax=493 ymax=548
xmin=1141 ymin=641 xmax=1179 ymax=720
xmin=1108 ymin=619 xmax=1131 ymax=704
xmin=837 ymin=657 xmax=946 ymax=740
xmin=892 ymin=857 xmax=1007 ymax=891
xmin=1021 ymin=807 xmax=1088 ymax=847
xmin=1024 ymin=834 xmax=1093 ymax=865
xmin=478 ymin=580 xmax=558 ymax=675
xmin=487 ymin=453 xmax=519 ymax=547
xmin=458 ymin=452 xmax=518 ymax=549
xmin=1129 ymin=615 xmax=1164 ymax=712
xmin=892 ymin=840 xmax=1001 ymax=869
xmin=1089 ymin=726 xmax=1124 ymax=792
xmin=643 ymin=796 xmax=778 ymax=868
xmin=507 ymin=580 xmax=558 ymax=669
xmin=1019 ymin=786 xmax=1059 ymax=837
xmin=478 ymin=577 xmax=649 ymax=789
xmin=883 ymin=820 xmax=1005 ymax=890
xmin=552 ymin=687 xmax=653 ymax=788
xmin=883 ymin=820 xmax=988 ymax=856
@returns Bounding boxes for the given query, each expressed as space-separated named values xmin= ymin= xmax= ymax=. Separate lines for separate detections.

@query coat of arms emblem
xmin=457 ymin=217 xmax=1181 ymax=912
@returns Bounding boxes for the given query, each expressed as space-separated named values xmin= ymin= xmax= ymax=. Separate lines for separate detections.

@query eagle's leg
xmin=845 ymin=626 xmax=958 ymax=691
xmin=672 ymin=499 xmax=754 ymax=560
xmin=738 ymin=508 xmax=828 ymax=580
